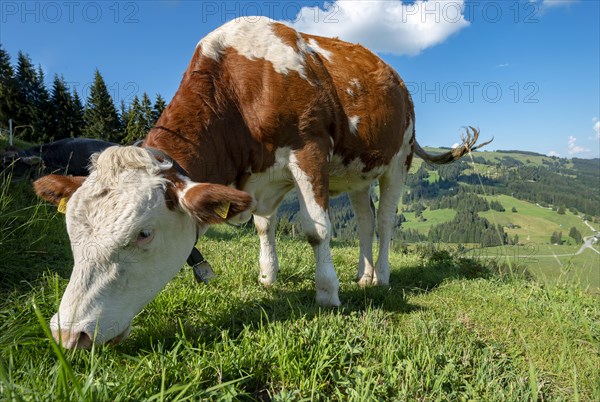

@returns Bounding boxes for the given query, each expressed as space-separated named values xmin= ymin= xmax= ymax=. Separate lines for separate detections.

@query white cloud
xmin=593 ymin=118 xmax=600 ymax=140
xmin=496 ymin=63 xmax=510 ymax=68
xmin=451 ymin=142 xmax=460 ymax=149
xmin=567 ymin=136 xmax=590 ymax=155
xmin=547 ymin=150 xmax=560 ymax=157
xmin=287 ymin=0 xmax=470 ymax=56
xmin=540 ymin=0 xmax=579 ymax=8
xmin=529 ymin=0 xmax=579 ymax=15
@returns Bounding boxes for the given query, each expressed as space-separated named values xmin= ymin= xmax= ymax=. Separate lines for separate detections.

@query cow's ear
xmin=179 ymin=183 xmax=254 ymax=224
xmin=33 ymin=175 xmax=86 ymax=205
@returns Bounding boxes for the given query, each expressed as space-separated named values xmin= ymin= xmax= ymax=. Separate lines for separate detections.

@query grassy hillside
xmin=398 ymin=193 xmax=599 ymax=290
xmin=421 ymin=147 xmax=572 ymax=167
xmin=395 ymin=149 xmax=600 ymax=292
xmin=400 ymin=193 xmax=595 ymax=247
xmin=478 ymin=195 xmax=592 ymax=243
xmin=1 ymin=182 xmax=599 ymax=400
xmin=2 ymin=224 xmax=599 ymax=400
xmin=402 ymin=208 xmax=456 ymax=232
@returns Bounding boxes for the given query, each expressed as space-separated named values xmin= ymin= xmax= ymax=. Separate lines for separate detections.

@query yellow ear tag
xmin=57 ymin=197 xmax=69 ymax=214
xmin=214 ymin=202 xmax=230 ymax=219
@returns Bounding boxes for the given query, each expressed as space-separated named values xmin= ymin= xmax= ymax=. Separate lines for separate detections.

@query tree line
xmin=404 ymin=155 xmax=599 ymax=218
xmin=0 ymin=45 xmax=166 ymax=145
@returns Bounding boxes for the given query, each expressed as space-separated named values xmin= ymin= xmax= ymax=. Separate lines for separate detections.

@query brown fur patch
xmin=271 ymin=22 xmax=301 ymax=52
xmin=33 ymin=175 xmax=86 ymax=205
xmin=181 ymin=183 xmax=254 ymax=224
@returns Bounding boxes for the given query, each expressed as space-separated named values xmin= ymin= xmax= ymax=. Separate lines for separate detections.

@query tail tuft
xmin=414 ymin=126 xmax=492 ymax=165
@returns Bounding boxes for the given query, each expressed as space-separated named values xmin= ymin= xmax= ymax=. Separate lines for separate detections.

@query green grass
xmin=0 ymin=181 xmax=73 ymax=287
xmin=479 ymin=195 xmax=593 ymax=245
xmin=402 ymin=208 xmax=456 ymax=234
xmin=479 ymin=244 xmax=600 ymax=293
xmin=1 ymin=182 xmax=599 ymax=400
xmin=396 ymin=193 xmax=599 ymax=292
xmin=0 ymin=135 xmax=36 ymax=150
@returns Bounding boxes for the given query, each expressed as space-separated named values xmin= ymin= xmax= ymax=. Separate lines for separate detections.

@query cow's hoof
xmin=258 ymin=274 xmax=276 ymax=287
xmin=357 ymin=275 xmax=373 ymax=287
xmin=316 ymin=290 xmax=341 ymax=307
xmin=372 ymin=276 xmax=390 ymax=287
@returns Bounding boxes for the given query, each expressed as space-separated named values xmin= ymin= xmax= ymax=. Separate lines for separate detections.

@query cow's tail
xmin=414 ymin=126 xmax=492 ymax=165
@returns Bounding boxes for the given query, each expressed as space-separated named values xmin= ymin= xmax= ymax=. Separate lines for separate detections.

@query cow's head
xmin=34 ymin=146 xmax=253 ymax=349
xmin=1 ymin=150 xmax=43 ymax=181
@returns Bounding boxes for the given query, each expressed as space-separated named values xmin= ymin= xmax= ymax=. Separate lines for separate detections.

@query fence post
xmin=9 ymin=119 xmax=13 ymax=146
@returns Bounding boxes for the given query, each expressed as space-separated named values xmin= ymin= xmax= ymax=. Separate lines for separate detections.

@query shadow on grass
xmin=204 ymin=224 xmax=255 ymax=241
xmin=122 ymin=249 xmax=494 ymax=352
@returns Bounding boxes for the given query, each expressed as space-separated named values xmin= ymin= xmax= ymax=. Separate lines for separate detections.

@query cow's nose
xmin=51 ymin=328 xmax=93 ymax=349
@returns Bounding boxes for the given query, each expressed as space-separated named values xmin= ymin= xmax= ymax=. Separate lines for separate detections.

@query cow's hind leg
xmin=254 ymin=214 xmax=279 ymax=286
xmin=289 ymin=150 xmax=340 ymax=307
xmin=375 ymin=162 xmax=409 ymax=286
xmin=349 ymin=188 xmax=376 ymax=286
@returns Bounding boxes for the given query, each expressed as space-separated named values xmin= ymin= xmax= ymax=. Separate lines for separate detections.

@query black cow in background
xmin=1 ymin=138 xmax=115 ymax=180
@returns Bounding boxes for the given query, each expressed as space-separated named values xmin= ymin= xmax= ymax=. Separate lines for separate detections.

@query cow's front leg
xmin=254 ymin=214 xmax=279 ymax=286
xmin=289 ymin=150 xmax=340 ymax=307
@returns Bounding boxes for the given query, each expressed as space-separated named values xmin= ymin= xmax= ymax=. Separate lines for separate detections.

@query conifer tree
xmin=83 ymin=69 xmax=120 ymax=142
xmin=122 ymin=92 xmax=154 ymax=144
xmin=152 ymin=94 xmax=167 ymax=123
xmin=34 ymin=65 xmax=53 ymax=141
xmin=568 ymin=227 xmax=583 ymax=244
xmin=71 ymin=90 xmax=85 ymax=138
xmin=122 ymin=96 xmax=145 ymax=144
xmin=50 ymin=75 xmax=73 ymax=140
xmin=118 ymin=99 xmax=130 ymax=139
xmin=550 ymin=231 xmax=563 ymax=245
xmin=0 ymin=45 xmax=21 ymax=130
xmin=15 ymin=52 xmax=50 ymax=142
xmin=140 ymin=92 xmax=153 ymax=130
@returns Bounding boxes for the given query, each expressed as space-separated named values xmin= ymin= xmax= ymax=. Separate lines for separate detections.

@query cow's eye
xmin=136 ymin=229 xmax=154 ymax=246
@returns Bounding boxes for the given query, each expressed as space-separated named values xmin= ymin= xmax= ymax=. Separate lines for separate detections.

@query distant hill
xmin=494 ymin=150 xmax=547 ymax=157
xmin=279 ymin=147 xmax=600 ymax=243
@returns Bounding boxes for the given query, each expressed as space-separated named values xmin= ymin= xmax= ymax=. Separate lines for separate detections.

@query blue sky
xmin=1 ymin=0 xmax=599 ymax=158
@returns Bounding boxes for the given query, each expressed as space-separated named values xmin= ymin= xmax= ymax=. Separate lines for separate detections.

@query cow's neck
xmin=144 ymin=58 xmax=246 ymax=186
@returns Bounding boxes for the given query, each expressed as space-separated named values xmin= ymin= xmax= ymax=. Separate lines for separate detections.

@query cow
xmin=33 ymin=17 xmax=489 ymax=349
xmin=1 ymin=137 xmax=116 ymax=180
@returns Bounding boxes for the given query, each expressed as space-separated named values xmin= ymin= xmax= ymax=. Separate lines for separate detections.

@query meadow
xmin=399 ymin=192 xmax=600 ymax=292
xmin=1 ymin=180 xmax=599 ymax=400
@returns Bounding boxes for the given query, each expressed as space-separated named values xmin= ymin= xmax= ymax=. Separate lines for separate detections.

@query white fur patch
xmin=400 ymin=118 xmax=415 ymax=165
xmin=199 ymin=17 xmax=308 ymax=79
xmin=328 ymin=155 xmax=386 ymax=195
xmin=51 ymin=146 xmax=198 ymax=347
xmin=229 ymin=147 xmax=294 ymax=224
xmin=346 ymin=80 xmax=361 ymax=97
xmin=307 ymin=38 xmax=332 ymax=62
xmin=349 ymin=115 xmax=360 ymax=135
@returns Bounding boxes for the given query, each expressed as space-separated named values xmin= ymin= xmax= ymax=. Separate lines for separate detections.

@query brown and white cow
xmin=34 ymin=17 xmax=488 ymax=349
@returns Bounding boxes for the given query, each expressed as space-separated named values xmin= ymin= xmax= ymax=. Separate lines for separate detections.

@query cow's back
xmin=40 ymin=138 xmax=115 ymax=176
xmin=300 ymin=32 xmax=414 ymax=169
xmin=147 ymin=17 xmax=414 ymax=185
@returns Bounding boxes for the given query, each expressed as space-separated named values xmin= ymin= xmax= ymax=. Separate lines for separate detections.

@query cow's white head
xmin=34 ymin=146 xmax=253 ymax=349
